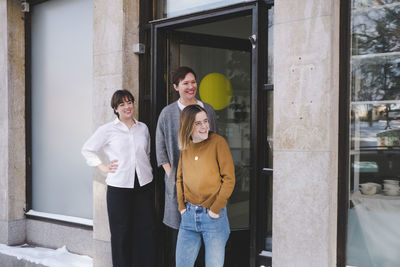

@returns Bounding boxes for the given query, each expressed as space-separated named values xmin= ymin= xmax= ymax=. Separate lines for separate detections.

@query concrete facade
xmin=273 ymin=0 xmax=340 ymax=266
xmin=0 ymin=0 xmax=140 ymax=265
xmin=0 ymin=0 xmax=27 ymax=246
xmin=0 ymin=0 xmax=343 ymax=266
xmin=92 ymin=0 xmax=140 ymax=265
xmin=26 ymin=220 xmax=93 ymax=257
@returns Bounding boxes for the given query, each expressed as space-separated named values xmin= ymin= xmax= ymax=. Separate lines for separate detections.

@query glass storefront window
xmin=155 ymin=0 xmax=248 ymax=19
xmin=31 ymin=0 xmax=93 ymax=219
xmin=347 ymin=1 xmax=400 ymax=266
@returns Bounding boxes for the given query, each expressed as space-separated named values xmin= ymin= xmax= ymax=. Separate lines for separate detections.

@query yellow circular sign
xmin=199 ymin=73 xmax=233 ymax=110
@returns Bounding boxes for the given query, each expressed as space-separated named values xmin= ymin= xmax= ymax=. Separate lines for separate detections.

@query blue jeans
xmin=176 ymin=203 xmax=230 ymax=267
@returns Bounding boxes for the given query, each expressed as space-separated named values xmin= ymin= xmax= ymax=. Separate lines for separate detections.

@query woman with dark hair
xmin=155 ymin=66 xmax=217 ymax=266
xmin=176 ymin=104 xmax=235 ymax=267
xmin=82 ymin=89 xmax=156 ymax=267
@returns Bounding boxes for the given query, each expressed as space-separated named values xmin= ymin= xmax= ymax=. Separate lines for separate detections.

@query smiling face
xmin=191 ymin=111 xmax=209 ymax=143
xmin=115 ymin=97 xmax=134 ymax=121
xmin=174 ymin=72 xmax=197 ymax=105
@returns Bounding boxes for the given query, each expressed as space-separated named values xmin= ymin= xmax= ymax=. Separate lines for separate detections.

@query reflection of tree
xmin=352 ymin=3 xmax=400 ymax=55
xmin=351 ymin=3 xmax=400 ymax=101
xmin=352 ymin=57 xmax=400 ymax=101
xmin=226 ymin=51 xmax=250 ymax=93
xmin=226 ymin=50 xmax=250 ymax=113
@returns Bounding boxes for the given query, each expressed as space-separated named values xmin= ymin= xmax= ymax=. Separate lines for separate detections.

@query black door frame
xmin=250 ymin=2 xmax=274 ymax=266
xmin=337 ymin=0 xmax=351 ymax=266
xmin=149 ymin=1 xmax=273 ymax=266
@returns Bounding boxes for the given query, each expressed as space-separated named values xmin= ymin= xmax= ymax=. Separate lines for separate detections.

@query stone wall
xmin=92 ymin=0 xmax=140 ymax=266
xmin=0 ymin=1 xmax=141 ymax=266
xmin=0 ymin=0 xmax=27 ymax=246
xmin=272 ymin=1 xmax=340 ymax=266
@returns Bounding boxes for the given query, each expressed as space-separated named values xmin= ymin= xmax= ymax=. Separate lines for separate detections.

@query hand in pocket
xmin=208 ymin=210 xmax=219 ymax=218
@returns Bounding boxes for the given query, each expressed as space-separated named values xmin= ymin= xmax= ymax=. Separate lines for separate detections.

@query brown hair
xmin=172 ymin=66 xmax=197 ymax=87
xmin=178 ymin=104 xmax=207 ymax=150
xmin=110 ymin=89 xmax=135 ymax=117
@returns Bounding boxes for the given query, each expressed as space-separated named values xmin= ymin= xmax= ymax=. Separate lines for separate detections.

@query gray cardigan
xmin=155 ymin=101 xmax=217 ymax=229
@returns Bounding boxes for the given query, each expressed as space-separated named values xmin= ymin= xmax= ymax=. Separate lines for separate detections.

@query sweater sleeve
xmin=155 ymin=111 xmax=169 ymax=167
xmin=209 ymin=136 xmax=236 ymax=214
xmin=176 ymin=153 xmax=186 ymax=212
xmin=205 ymin=103 xmax=218 ymax=133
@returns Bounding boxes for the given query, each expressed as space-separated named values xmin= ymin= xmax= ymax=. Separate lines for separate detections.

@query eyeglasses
xmin=194 ymin=119 xmax=209 ymax=127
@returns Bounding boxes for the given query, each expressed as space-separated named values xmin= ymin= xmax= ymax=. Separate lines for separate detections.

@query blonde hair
xmin=178 ymin=105 xmax=207 ymax=150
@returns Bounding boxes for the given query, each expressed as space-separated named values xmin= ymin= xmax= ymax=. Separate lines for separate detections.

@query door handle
xmin=261 ymin=168 xmax=273 ymax=175
xmin=249 ymin=34 xmax=257 ymax=49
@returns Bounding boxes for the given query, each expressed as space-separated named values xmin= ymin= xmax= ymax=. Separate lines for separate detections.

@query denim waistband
xmin=185 ymin=202 xmax=207 ymax=212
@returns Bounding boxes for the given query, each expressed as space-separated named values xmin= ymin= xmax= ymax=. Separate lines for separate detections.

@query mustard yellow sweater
xmin=176 ymin=132 xmax=235 ymax=214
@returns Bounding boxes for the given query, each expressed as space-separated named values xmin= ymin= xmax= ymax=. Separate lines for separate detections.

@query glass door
xmin=167 ymin=17 xmax=252 ymax=267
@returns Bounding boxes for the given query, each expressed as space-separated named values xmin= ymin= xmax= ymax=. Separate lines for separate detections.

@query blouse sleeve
xmin=145 ymin=125 xmax=151 ymax=159
xmin=81 ymin=125 xmax=107 ymax=167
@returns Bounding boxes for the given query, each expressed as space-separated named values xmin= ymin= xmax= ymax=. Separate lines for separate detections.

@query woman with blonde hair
xmin=176 ymin=104 xmax=235 ymax=267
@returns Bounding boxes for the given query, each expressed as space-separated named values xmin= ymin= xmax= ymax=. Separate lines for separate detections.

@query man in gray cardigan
xmin=156 ymin=66 xmax=217 ymax=266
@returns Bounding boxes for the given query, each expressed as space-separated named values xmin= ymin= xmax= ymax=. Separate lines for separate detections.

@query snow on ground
xmin=0 ymin=244 xmax=92 ymax=267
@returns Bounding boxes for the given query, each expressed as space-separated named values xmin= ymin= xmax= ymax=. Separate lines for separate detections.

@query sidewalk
xmin=0 ymin=244 xmax=92 ymax=267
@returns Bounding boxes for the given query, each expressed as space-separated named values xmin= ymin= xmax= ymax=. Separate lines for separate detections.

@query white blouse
xmin=82 ymin=118 xmax=153 ymax=188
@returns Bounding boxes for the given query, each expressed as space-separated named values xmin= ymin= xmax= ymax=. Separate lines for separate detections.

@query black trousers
xmin=165 ymin=226 xmax=178 ymax=267
xmin=106 ymin=178 xmax=156 ymax=267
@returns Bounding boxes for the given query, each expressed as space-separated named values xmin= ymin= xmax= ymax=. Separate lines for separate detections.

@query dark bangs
xmin=111 ymin=89 xmax=135 ymax=110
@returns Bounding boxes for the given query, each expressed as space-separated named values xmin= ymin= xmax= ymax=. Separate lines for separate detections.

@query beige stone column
xmin=92 ymin=0 xmax=140 ymax=266
xmin=0 ymin=0 xmax=26 ymax=245
xmin=273 ymin=1 xmax=340 ymax=266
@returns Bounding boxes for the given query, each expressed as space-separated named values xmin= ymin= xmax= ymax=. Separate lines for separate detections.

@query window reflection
xmin=347 ymin=1 xmax=400 ymax=266
xmin=352 ymin=3 xmax=400 ymax=55
xmin=351 ymin=55 xmax=400 ymax=101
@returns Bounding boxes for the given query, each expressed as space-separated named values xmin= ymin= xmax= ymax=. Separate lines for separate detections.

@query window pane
xmin=351 ymin=55 xmax=400 ymax=101
xmin=347 ymin=1 xmax=400 ymax=266
xmin=31 ymin=0 xmax=93 ymax=219
xmin=352 ymin=2 xmax=400 ymax=55
xmin=155 ymin=0 xmax=247 ymax=19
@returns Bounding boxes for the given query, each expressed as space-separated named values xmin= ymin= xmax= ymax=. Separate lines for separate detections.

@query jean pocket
xmin=207 ymin=210 xmax=224 ymax=220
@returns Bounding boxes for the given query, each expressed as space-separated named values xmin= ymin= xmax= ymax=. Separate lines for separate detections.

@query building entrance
xmin=150 ymin=3 xmax=273 ymax=266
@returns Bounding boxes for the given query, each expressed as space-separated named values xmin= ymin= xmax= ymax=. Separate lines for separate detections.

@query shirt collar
xmin=113 ymin=117 xmax=138 ymax=129
xmin=177 ymin=99 xmax=204 ymax=110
